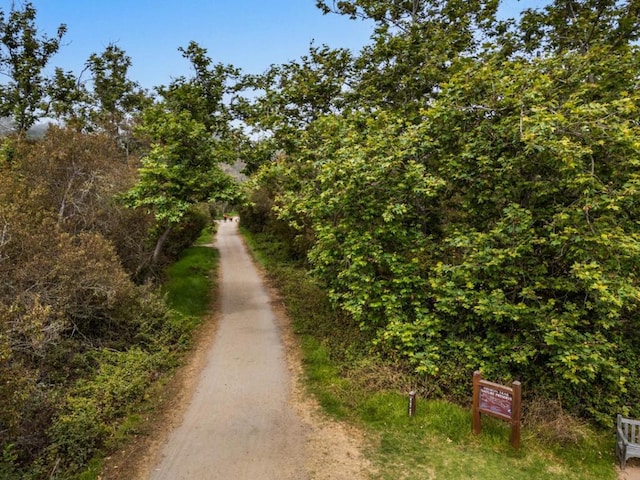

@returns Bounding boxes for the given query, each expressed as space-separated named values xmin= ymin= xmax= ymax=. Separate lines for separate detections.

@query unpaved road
xmin=144 ymin=220 xmax=371 ymax=480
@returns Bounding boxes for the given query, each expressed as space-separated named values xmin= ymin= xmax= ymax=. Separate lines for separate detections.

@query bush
xmin=0 ymin=132 xmax=179 ymax=477
xmin=73 ymin=348 xmax=164 ymax=419
xmin=161 ymin=206 xmax=211 ymax=262
xmin=46 ymin=347 xmax=169 ymax=474
xmin=245 ymin=48 xmax=640 ymax=425
xmin=48 ymin=397 xmax=109 ymax=472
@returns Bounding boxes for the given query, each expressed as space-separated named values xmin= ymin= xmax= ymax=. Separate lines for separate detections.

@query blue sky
xmin=23 ymin=0 xmax=548 ymax=91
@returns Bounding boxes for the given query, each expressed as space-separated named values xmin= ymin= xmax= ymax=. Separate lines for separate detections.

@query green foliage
xmin=236 ymin=44 xmax=354 ymax=171
xmin=0 ymin=1 xmax=66 ymax=132
xmin=160 ymin=206 xmax=212 ymax=261
xmin=244 ymin=2 xmax=640 ymax=425
xmin=0 ymin=3 xmax=152 ymax=136
xmin=86 ymin=43 xmax=150 ymax=132
xmin=407 ymin=46 xmax=640 ymax=421
xmin=48 ymin=396 xmax=110 ymax=471
xmin=158 ymin=41 xmax=239 ymax=138
xmin=49 ymin=43 xmax=151 ymax=136
xmin=243 ymin=228 xmax=617 ymax=479
xmin=318 ymin=0 xmax=499 ymax=116
xmin=519 ymin=0 xmax=640 ymax=54
xmin=0 ymin=444 xmax=21 ymax=480
xmin=77 ymin=349 xmax=165 ymax=419
xmin=47 ymin=347 xmax=170 ymax=474
xmin=125 ymin=106 xmax=234 ymax=223
xmin=123 ymin=76 xmax=240 ymax=263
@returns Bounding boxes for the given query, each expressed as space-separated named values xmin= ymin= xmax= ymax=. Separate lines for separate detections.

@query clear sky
xmin=22 ymin=0 xmax=549 ymax=92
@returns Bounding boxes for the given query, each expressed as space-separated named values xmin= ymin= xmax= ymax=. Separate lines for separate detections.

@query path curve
xmin=149 ymin=220 xmax=307 ymax=479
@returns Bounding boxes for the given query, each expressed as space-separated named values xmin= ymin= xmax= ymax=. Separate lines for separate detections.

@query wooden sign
xmin=472 ymin=371 xmax=522 ymax=449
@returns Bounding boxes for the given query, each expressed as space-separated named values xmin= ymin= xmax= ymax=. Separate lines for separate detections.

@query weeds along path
xmin=149 ymin=220 xmax=307 ymax=479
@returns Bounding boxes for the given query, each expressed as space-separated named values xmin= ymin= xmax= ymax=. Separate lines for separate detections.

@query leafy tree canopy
xmin=124 ymin=43 xmax=241 ymax=263
xmin=0 ymin=1 xmax=66 ymax=132
xmin=242 ymin=0 xmax=640 ymax=424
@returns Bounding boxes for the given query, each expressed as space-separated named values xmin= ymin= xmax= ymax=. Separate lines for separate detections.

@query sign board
xmin=479 ymin=385 xmax=512 ymax=420
xmin=472 ymin=371 xmax=521 ymax=449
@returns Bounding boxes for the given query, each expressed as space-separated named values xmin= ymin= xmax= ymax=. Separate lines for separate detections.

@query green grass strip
xmin=162 ymin=228 xmax=218 ymax=333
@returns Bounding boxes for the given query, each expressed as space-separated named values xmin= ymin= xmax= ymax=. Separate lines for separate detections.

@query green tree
xmin=157 ymin=41 xmax=238 ymax=137
xmin=519 ymin=0 xmax=640 ymax=54
xmin=45 ymin=67 xmax=89 ymax=130
xmin=124 ymin=44 xmax=242 ymax=263
xmin=318 ymin=0 xmax=499 ymax=115
xmin=124 ymin=105 xmax=238 ymax=263
xmin=243 ymin=0 xmax=640 ymax=424
xmin=236 ymin=44 xmax=354 ymax=174
xmin=413 ymin=44 xmax=640 ymax=422
xmin=0 ymin=1 xmax=66 ymax=132
xmin=85 ymin=43 xmax=152 ymax=136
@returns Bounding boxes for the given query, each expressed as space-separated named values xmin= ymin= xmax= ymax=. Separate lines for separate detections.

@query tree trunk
xmin=152 ymin=226 xmax=172 ymax=264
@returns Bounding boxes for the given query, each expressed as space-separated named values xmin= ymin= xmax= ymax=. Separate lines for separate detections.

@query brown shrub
xmin=522 ymin=396 xmax=590 ymax=446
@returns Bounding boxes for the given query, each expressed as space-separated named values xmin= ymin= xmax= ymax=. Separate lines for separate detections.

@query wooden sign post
xmin=472 ymin=371 xmax=522 ymax=449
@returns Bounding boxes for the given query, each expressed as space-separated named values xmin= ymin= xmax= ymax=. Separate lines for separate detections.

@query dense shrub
xmin=6 ymin=128 xmax=158 ymax=279
xmin=246 ymin=45 xmax=640 ymax=424
xmin=47 ymin=348 xmax=170 ymax=474
xmin=0 ymin=130 xmax=183 ymax=476
xmin=161 ymin=206 xmax=212 ymax=262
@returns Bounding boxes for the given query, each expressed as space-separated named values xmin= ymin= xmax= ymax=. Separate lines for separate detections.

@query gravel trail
xmin=149 ymin=220 xmax=307 ymax=480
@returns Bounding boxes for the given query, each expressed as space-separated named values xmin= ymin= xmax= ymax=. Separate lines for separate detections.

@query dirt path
xmin=619 ymin=464 xmax=640 ymax=480
xmin=148 ymin=219 xmax=306 ymax=478
xmin=121 ymin=220 xmax=372 ymax=480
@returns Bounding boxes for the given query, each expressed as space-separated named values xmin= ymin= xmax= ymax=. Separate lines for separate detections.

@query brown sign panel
xmin=479 ymin=385 xmax=512 ymax=420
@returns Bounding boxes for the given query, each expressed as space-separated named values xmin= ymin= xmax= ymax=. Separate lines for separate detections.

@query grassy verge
xmin=162 ymin=226 xmax=218 ymax=332
xmin=242 ymin=229 xmax=617 ymax=480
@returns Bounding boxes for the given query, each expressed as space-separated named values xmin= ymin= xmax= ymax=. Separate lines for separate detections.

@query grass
xmin=162 ymin=226 xmax=218 ymax=330
xmin=241 ymin=228 xmax=618 ymax=480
